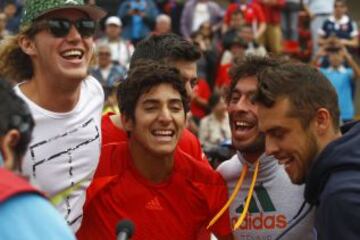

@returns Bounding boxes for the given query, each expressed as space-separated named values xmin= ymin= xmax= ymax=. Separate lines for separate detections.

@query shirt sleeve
xmin=0 ymin=194 xmax=75 ymax=240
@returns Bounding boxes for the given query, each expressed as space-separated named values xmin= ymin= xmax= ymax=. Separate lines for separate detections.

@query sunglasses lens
xmin=76 ymin=20 xmax=96 ymax=38
xmin=48 ymin=19 xmax=70 ymax=37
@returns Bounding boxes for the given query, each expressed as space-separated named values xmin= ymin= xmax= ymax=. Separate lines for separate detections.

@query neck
xmin=241 ymin=151 xmax=262 ymax=164
xmin=319 ymin=129 xmax=342 ymax=153
xmin=20 ymin=76 xmax=82 ymax=112
xmin=129 ymin=139 xmax=174 ymax=183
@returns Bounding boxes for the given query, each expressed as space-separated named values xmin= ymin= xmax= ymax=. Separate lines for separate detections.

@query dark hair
xmin=118 ymin=60 xmax=189 ymax=121
xmin=335 ymin=0 xmax=347 ymax=6
xmin=130 ymin=33 xmax=201 ymax=68
xmin=227 ymin=55 xmax=282 ymax=102
xmin=255 ymin=62 xmax=340 ymax=130
xmin=0 ymin=79 xmax=34 ymax=161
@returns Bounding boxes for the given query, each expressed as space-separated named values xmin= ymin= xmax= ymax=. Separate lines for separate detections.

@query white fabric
xmin=14 ymin=76 xmax=104 ymax=232
xmin=217 ymin=152 xmax=314 ymax=240
xmin=192 ymin=3 xmax=210 ymax=32
xmin=108 ymin=40 xmax=134 ymax=69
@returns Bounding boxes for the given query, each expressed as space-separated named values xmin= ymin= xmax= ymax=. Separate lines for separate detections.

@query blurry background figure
xmin=2 ymin=1 xmax=20 ymax=34
xmin=303 ymin=0 xmax=335 ymax=58
xmin=318 ymin=0 xmax=359 ymax=52
xmin=314 ymin=45 xmax=360 ymax=123
xmin=0 ymin=13 xmax=11 ymax=40
xmin=117 ymin=0 xmax=159 ymax=44
xmin=153 ymin=13 xmax=172 ymax=34
xmin=191 ymin=21 xmax=219 ymax=91
xmin=257 ymin=0 xmax=285 ymax=55
xmin=96 ymin=16 xmax=135 ymax=70
xmin=199 ymin=93 xmax=231 ymax=166
xmin=223 ymin=0 xmax=267 ymax=42
xmin=281 ymin=0 xmax=302 ymax=42
xmin=180 ymin=0 xmax=224 ymax=40
xmin=216 ymin=35 xmax=247 ymax=93
xmin=90 ymin=44 xmax=126 ymax=101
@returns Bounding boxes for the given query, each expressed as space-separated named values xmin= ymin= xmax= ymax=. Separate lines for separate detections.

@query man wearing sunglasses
xmin=0 ymin=0 xmax=106 ymax=233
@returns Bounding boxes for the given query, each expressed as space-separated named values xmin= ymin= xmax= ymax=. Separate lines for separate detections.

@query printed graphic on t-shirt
xmin=28 ymin=118 xmax=100 ymax=226
xmin=232 ymin=183 xmax=288 ymax=239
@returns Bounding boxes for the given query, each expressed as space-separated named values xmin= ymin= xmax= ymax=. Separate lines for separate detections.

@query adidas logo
xmin=145 ymin=197 xmax=163 ymax=210
xmin=234 ymin=184 xmax=288 ymax=230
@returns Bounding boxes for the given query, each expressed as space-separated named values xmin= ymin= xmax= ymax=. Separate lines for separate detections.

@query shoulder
xmin=216 ymin=154 xmax=242 ymax=181
xmin=175 ymin=149 xmax=225 ymax=186
xmin=0 ymin=194 xmax=75 ymax=240
xmin=84 ymin=75 xmax=104 ymax=98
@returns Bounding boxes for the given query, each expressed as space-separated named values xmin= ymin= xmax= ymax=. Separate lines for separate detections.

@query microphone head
xmin=116 ymin=219 xmax=135 ymax=237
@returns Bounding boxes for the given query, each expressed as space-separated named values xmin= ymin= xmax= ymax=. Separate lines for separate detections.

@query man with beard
xmin=216 ymin=56 xmax=314 ymax=239
xmin=256 ymin=59 xmax=360 ymax=239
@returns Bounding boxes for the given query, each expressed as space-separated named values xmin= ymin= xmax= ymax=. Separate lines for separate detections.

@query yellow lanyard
xmin=207 ymin=160 xmax=260 ymax=230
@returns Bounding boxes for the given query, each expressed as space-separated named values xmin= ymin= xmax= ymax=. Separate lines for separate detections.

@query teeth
xmin=153 ymin=130 xmax=173 ymax=136
xmin=235 ymin=121 xmax=251 ymax=127
xmin=62 ymin=50 xmax=82 ymax=57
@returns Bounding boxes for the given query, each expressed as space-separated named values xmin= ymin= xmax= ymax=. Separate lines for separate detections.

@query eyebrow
xmin=142 ymin=98 xmax=183 ymax=105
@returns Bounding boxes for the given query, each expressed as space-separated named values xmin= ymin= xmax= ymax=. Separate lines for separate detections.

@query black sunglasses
xmin=41 ymin=18 xmax=96 ymax=38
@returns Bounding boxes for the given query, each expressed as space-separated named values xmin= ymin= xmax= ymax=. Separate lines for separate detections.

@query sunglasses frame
xmin=32 ymin=18 xmax=97 ymax=38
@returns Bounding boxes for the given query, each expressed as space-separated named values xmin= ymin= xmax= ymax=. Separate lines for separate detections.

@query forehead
xmin=258 ymin=97 xmax=295 ymax=131
xmin=232 ymin=76 xmax=258 ymax=94
xmin=138 ymin=84 xmax=182 ymax=103
xmin=41 ymin=9 xmax=88 ymax=20
xmin=173 ymin=61 xmax=197 ymax=79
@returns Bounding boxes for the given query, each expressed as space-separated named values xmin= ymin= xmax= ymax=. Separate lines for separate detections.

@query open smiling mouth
xmin=61 ymin=49 xmax=84 ymax=60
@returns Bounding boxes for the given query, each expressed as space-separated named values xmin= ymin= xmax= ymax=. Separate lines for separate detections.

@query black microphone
xmin=116 ymin=219 xmax=135 ymax=240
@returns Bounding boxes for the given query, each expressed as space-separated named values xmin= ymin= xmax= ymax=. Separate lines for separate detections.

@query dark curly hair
xmin=118 ymin=60 xmax=189 ymax=121
xmin=130 ymin=33 xmax=201 ymax=68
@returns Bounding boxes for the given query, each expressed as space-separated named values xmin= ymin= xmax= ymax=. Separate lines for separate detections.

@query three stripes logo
xmin=232 ymin=184 xmax=288 ymax=230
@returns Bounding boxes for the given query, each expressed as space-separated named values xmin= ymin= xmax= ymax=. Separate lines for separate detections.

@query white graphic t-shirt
xmin=14 ymin=76 xmax=104 ymax=232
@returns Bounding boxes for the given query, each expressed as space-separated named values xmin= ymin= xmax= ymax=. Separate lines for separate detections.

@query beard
xmin=236 ymin=132 xmax=265 ymax=154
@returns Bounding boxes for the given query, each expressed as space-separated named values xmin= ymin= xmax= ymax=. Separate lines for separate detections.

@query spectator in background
xmin=257 ymin=0 xmax=285 ymax=54
xmin=180 ymin=0 xmax=224 ymax=40
xmin=216 ymin=35 xmax=247 ymax=93
xmin=0 ymin=79 xmax=76 ymax=240
xmin=153 ymin=13 xmax=172 ymax=35
xmin=281 ymin=0 xmax=303 ymax=42
xmin=0 ymin=13 xmax=11 ymax=40
xmin=96 ymin=16 xmax=135 ymax=70
xmin=192 ymin=21 xmax=219 ymax=91
xmin=199 ymin=93 xmax=231 ymax=154
xmin=314 ymin=45 xmax=360 ymax=123
xmin=3 ymin=2 xmax=20 ymax=33
xmin=223 ymin=0 xmax=267 ymax=41
xmin=117 ymin=0 xmax=159 ymax=44
xmin=303 ymin=0 xmax=335 ymax=58
xmin=318 ymin=0 xmax=359 ymax=51
xmin=90 ymin=44 xmax=126 ymax=98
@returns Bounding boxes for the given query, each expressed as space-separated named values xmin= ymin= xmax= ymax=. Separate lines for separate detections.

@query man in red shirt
xmin=77 ymin=61 xmax=233 ymax=240
xmin=101 ymin=33 xmax=209 ymax=166
xmin=224 ymin=0 xmax=267 ymax=41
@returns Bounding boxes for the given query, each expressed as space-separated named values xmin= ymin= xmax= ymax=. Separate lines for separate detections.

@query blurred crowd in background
xmin=1 ymin=0 xmax=360 ymax=165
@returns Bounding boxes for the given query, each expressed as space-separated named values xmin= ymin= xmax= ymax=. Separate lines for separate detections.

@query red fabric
xmin=255 ymin=0 xmax=285 ymax=24
xmin=77 ymin=143 xmax=231 ymax=240
xmin=190 ymin=79 xmax=211 ymax=119
xmin=215 ymin=63 xmax=232 ymax=89
xmin=0 ymin=168 xmax=43 ymax=203
xmin=101 ymin=112 xmax=209 ymax=167
xmin=224 ymin=2 xmax=266 ymax=26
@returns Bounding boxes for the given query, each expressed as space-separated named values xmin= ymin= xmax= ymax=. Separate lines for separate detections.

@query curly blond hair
xmin=0 ymin=26 xmax=34 ymax=82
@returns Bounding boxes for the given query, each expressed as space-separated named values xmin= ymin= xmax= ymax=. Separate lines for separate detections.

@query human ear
xmin=121 ymin=114 xmax=133 ymax=132
xmin=18 ymin=35 xmax=37 ymax=56
xmin=314 ymin=108 xmax=332 ymax=136
xmin=1 ymin=129 xmax=20 ymax=171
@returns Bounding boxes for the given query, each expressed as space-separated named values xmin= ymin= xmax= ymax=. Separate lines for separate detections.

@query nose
xmin=265 ymin=136 xmax=279 ymax=157
xmin=66 ymin=24 xmax=82 ymax=42
xmin=158 ymin=107 xmax=172 ymax=124
xmin=233 ymin=95 xmax=254 ymax=113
